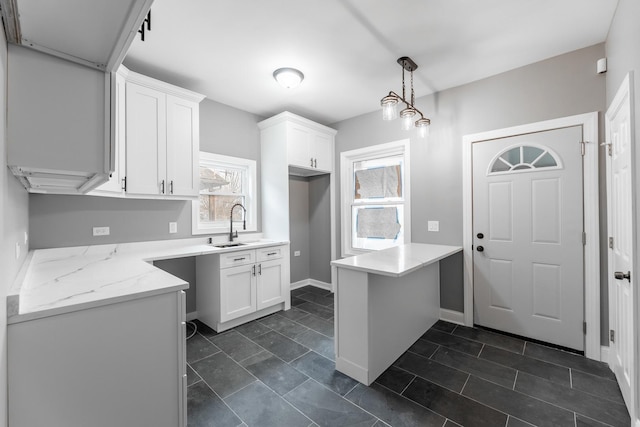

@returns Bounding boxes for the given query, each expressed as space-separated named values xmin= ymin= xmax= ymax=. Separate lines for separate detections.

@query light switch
xmin=427 ymin=221 xmax=439 ymax=232
xmin=169 ymin=222 xmax=178 ymax=234
xmin=93 ymin=226 xmax=110 ymax=236
xmin=294 ymin=251 xmax=301 ymax=257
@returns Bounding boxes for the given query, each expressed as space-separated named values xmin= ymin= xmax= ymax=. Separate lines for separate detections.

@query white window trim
xmin=192 ymin=152 xmax=257 ymax=235
xmin=340 ymin=139 xmax=411 ymax=257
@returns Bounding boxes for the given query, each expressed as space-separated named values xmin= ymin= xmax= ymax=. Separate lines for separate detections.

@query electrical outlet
xmin=169 ymin=222 xmax=178 ymax=234
xmin=427 ymin=221 xmax=439 ymax=232
xmin=294 ymin=250 xmax=301 ymax=257
xmin=93 ymin=226 xmax=110 ymax=236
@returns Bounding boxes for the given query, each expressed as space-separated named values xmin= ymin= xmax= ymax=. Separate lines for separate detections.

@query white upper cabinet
xmin=92 ymin=68 xmax=204 ymax=199
xmin=92 ymin=70 xmax=127 ymax=195
xmin=260 ymin=111 xmax=337 ymax=177
xmin=166 ymin=95 xmax=200 ymax=197
xmin=125 ymin=81 xmax=168 ymax=196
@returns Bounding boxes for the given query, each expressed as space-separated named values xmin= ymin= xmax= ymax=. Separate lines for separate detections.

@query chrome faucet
xmin=229 ymin=203 xmax=246 ymax=242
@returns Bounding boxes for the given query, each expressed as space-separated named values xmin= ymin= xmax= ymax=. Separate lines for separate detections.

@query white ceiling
xmin=123 ymin=0 xmax=618 ymax=125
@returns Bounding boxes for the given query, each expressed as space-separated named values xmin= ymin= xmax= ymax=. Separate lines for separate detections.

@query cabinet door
xmin=287 ymin=124 xmax=312 ymax=168
xmin=256 ymin=259 xmax=285 ymax=310
xmin=166 ymin=95 xmax=199 ymax=197
xmin=220 ymin=264 xmax=257 ymax=322
xmin=311 ymin=132 xmax=332 ymax=172
xmin=94 ymin=71 xmax=127 ymax=195
xmin=125 ymin=82 xmax=167 ymax=195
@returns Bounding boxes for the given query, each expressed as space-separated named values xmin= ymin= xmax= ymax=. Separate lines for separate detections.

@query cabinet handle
xmin=310 ymin=157 xmax=314 ymax=167
xmin=161 ymin=179 xmax=165 ymax=194
xmin=233 ymin=257 xmax=246 ymax=261
xmin=121 ymin=176 xmax=127 ymax=191
xmin=170 ymin=180 xmax=174 ymax=194
xmin=258 ymin=264 xmax=262 ymax=275
xmin=314 ymin=158 xmax=317 ymax=168
xmin=267 ymin=252 xmax=277 ymax=256
xmin=252 ymin=265 xmax=256 ymax=276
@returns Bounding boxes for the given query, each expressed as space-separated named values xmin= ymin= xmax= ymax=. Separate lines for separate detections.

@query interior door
xmin=473 ymin=126 xmax=584 ymax=350
xmin=606 ymin=73 xmax=636 ymax=418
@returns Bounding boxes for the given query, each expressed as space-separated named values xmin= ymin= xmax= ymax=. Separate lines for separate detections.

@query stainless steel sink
xmin=212 ymin=242 xmax=247 ymax=248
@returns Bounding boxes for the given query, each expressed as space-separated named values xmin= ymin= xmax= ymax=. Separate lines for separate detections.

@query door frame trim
xmin=462 ymin=112 xmax=600 ymax=360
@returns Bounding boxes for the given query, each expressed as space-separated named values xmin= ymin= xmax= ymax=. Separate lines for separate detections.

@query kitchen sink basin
xmin=213 ymin=242 xmax=247 ymax=248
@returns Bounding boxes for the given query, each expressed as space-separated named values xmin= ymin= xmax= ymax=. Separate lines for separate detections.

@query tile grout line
xmin=512 ymin=370 xmax=519 ymax=390
xmin=399 ymin=375 xmax=417 ymax=395
xmin=197 ymin=374 xmax=248 ymax=426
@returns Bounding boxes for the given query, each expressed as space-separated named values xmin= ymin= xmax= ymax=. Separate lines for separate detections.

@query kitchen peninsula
xmin=331 ymin=243 xmax=462 ymax=385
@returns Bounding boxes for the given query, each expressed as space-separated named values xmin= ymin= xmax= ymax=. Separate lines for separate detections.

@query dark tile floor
xmin=187 ymin=285 xmax=630 ymax=427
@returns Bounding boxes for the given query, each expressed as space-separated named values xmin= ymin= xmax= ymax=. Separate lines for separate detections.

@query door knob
xmin=477 ymin=233 xmax=484 ymax=239
xmin=614 ymin=271 xmax=631 ymax=282
xmin=476 ymin=246 xmax=484 ymax=252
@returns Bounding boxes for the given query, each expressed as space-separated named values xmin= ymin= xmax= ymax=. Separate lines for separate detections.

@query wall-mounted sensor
xmin=597 ymin=58 xmax=607 ymax=74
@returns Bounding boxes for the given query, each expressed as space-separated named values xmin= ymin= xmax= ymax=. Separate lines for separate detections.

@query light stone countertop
xmin=331 ymin=243 xmax=462 ymax=277
xmin=8 ymin=237 xmax=288 ymax=324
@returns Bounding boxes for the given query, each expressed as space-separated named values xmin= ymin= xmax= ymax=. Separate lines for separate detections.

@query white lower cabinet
xmin=197 ymin=244 xmax=290 ymax=331
xmin=220 ymin=263 xmax=257 ymax=322
xmin=8 ymin=291 xmax=187 ymax=427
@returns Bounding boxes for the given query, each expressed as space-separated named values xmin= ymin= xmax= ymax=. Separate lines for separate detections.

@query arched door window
xmin=488 ymin=144 xmax=562 ymax=175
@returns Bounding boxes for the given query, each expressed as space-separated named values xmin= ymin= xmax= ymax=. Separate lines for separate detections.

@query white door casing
xmin=606 ymin=72 xmax=636 ymax=422
xmin=472 ymin=128 xmax=584 ymax=350
xmin=463 ymin=112 xmax=600 ymax=360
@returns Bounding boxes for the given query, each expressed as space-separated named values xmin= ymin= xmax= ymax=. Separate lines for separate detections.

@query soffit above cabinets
xmin=0 ymin=0 xmax=154 ymax=71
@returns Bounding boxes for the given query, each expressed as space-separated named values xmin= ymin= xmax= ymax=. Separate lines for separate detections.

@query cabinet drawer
xmin=257 ymin=246 xmax=284 ymax=262
xmin=220 ymin=250 xmax=255 ymax=268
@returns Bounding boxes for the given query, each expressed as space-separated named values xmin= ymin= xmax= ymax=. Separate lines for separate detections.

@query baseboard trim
xmin=290 ymin=279 xmax=333 ymax=292
xmin=186 ymin=311 xmax=198 ymax=322
xmin=440 ymin=308 xmax=465 ymax=325
xmin=600 ymin=345 xmax=609 ymax=364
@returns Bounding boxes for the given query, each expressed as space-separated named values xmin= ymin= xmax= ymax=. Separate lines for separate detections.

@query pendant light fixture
xmin=380 ymin=57 xmax=430 ymax=138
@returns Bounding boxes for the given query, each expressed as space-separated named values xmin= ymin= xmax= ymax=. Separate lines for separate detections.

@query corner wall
xmin=0 ymin=29 xmax=30 ymax=426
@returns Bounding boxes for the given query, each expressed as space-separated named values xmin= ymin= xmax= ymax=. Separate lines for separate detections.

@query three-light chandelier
xmin=380 ymin=56 xmax=430 ymax=138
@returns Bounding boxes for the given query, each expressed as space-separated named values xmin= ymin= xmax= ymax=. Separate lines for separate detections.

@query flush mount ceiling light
xmin=273 ymin=67 xmax=304 ymax=89
xmin=380 ymin=56 xmax=431 ymax=138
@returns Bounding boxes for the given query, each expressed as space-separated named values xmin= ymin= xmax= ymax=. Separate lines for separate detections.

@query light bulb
xmin=380 ymin=95 xmax=399 ymax=120
xmin=400 ymin=107 xmax=416 ymax=130
xmin=415 ymin=117 xmax=431 ymax=138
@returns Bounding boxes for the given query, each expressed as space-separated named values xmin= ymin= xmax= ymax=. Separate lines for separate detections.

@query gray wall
xmin=288 ymin=174 xmax=332 ymax=285
xmin=309 ymin=174 xmax=331 ymax=283
xmin=331 ymin=44 xmax=606 ymax=324
xmin=605 ymin=0 xmax=640 ymax=344
xmin=289 ymin=176 xmax=310 ymax=283
xmin=1 ymin=31 xmax=30 ymax=426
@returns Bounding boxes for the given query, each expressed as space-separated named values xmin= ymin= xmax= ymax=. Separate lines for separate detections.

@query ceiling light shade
xmin=380 ymin=56 xmax=431 ymax=138
xmin=380 ymin=94 xmax=399 ymax=120
xmin=273 ymin=67 xmax=304 ymax=88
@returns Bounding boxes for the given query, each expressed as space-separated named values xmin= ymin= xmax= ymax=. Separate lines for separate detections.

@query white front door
xmin=473 ymin=126 xmax=584 ymax=350
xmin=606 ymin=73 xmax=636 ymax=419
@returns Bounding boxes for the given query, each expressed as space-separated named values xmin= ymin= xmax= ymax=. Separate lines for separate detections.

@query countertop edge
xmin=331 ymin=244 xmax=462 ymax=277
xmin=8 ymin=282 xmax=189 ymax=325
